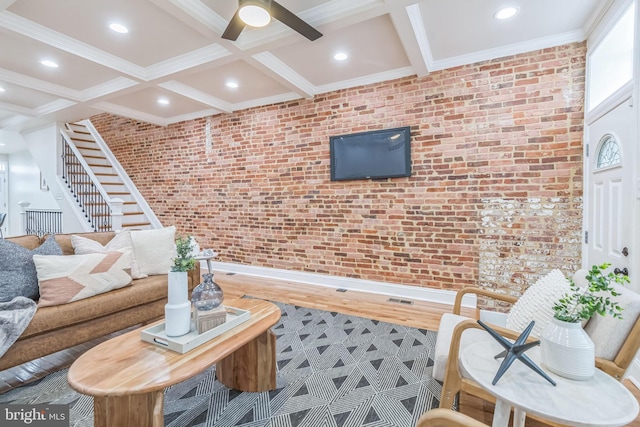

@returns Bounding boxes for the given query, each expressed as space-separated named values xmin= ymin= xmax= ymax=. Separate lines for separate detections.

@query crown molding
xmin=165 ymin=108 xmax=222 ymax=125
xmin=0 ymin=101 xmax=35 ymax=116
xmin=0 ymin=68 xmax=83 ymax=101
xmin=232 ymin=92 xmax=302 ymax=112
xmin=315 ymin=66 xmax=415 ymax=95
xmin=159 ymin=81 xmax=233 ymax=113
xmin=35 ymin=99 xmax=76 ymax=115
xmin=252 ymin=52 xmax=315 ymax=97
xmin=165 ymin=0 xmax=228 ymax=33
xmin=429 ymin=29 xmax=586 ymax=72
xmin=0 ymin=11 xmax=147 ymax=79
xmin=144 ymin=44 xmax=232 ymax=81
xmin=92 ymin=102 xmax=168 ymax=126
xmin=406 ymin=3 xmax=435 ymax=72
xmin=80 ymin=77 xmax=140 ymax=101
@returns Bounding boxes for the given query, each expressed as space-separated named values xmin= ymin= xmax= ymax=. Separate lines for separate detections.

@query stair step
xmin=84 ymin=155 xmax=107 ymax=160
xmin=123 ymin=222 xmax=152 ymax=228
xmin=123 ymin=211 xmax=144 ymax=216
xmin=78 ymin=146 xmax=101 ymax=152
xmin=95 ymin=173 xmax=118 ymax=177
xmin=71 ymin=137 xmax=95 ymax=143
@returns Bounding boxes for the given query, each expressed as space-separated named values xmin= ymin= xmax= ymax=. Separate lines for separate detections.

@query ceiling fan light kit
xmin=238 ymin=0 xmax=271 ymax=27
xmin=222 ymin=0 xmax=322 ymax=41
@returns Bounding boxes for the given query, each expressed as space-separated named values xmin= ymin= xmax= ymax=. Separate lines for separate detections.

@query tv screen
xmin=330 ymin=126 xmax=411 ymax=181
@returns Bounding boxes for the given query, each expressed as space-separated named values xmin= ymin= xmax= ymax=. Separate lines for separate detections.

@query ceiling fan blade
xmin=270 ymin=1 xmax=322 ymax=41
xmin=221 ymin=9 xmax=246 ymax=41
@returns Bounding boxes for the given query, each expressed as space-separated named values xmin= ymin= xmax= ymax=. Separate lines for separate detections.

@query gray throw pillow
xmin=0 ymin=235 xmax=63 ymax=302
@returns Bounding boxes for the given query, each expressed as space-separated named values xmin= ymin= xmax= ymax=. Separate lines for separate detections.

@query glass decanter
xmin=191 ymin=273 xmax=224 ymax=311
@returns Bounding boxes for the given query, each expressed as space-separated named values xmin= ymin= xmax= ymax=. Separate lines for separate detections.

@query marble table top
xmin=461 ymin=340 xmax=639 ymax=427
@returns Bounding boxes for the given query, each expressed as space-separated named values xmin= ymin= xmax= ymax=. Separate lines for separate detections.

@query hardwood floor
xmin=1 ymin=271 xmax=639 ymax=426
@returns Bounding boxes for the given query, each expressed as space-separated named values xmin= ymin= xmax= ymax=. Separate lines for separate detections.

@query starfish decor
xmin=477 ymin=319 xmax=556 ymax=386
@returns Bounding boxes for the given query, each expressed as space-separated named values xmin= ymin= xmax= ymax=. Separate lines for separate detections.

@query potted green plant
xmin=165 ymin=236 xmax=196 ymax=337
xmin=541 ymin=263 xmax=629 ymax=380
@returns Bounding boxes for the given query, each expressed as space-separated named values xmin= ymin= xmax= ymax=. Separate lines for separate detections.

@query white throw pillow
xmin=585 ymin=282 xmax=640 ymax=360
xmin=34 ymin=249 xmax=133 ymax=307
xmin=130 ymin=226 xmax=177 ymax=276
xmin=71 ymin=230 xmax=147 ymax=279
xmin=506 ymin=269 xmax=571 ymax=338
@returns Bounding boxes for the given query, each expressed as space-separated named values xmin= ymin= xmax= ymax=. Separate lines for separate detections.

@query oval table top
xmin=68 ymin=298 xmax=281 ymax=397
xmin=461 ymin=340 xmax=639 ymax=427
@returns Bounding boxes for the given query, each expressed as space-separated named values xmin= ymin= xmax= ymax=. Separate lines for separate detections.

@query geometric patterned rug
xmin=0 ymin=300 xmax=441 ymax=427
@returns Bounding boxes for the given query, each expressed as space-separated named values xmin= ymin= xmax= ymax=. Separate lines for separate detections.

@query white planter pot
xmin=540 ymin=317 xmax=595 ymax=380
xmin=165 ymin=271 xmax=191 ymax=337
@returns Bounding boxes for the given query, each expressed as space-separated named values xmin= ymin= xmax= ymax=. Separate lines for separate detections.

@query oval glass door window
xmin=596 ymin=134 xmax=621 ymax=169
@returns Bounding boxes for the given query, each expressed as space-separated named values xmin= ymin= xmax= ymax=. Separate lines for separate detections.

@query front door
xmin=585 ymin=97 xmax=635 ymax=288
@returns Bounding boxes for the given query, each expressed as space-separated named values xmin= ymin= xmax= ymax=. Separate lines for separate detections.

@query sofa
xmin=0 ymin=231 xmax=200 ymax=371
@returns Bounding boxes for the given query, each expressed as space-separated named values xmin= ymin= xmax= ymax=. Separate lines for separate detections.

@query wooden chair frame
xmin=439 ymin=287 xmax=640 ymax=411
xmin=417 ymin=408 xmax=488 ymax=427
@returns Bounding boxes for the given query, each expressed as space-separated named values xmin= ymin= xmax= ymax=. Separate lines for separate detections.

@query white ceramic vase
xmin=165 ymin=271 xmax=191 ymax=337
xmin=540 ymin=317 xmax=595 ymax=380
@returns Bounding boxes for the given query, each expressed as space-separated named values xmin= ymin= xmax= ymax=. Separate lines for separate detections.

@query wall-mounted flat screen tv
xmin=330 ymin=126 xmax=412 ymax=181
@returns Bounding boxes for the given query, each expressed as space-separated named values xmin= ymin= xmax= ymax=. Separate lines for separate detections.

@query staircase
xmin=62 ymin=122 xmax=154 ymax=231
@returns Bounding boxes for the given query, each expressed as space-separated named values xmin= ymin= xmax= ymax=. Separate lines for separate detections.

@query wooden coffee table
xmin=68 ymin=298 xmax=281 ymax=427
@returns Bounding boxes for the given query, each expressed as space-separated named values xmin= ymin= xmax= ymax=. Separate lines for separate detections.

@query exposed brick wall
xmin=91 ymin=42 xmax=585 ymax=296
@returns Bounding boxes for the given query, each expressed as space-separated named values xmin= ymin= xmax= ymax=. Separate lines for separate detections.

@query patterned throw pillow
xmin=71 ymin=230 xmax=147 ymax=279
xmin=0 ymin=235 xmax=63 ymax=302
xmin=34 ymin=249 xmax=133 ymax=307
xmin=130 ymin=226 xmax=177 ymax=276
xmin=505 ymin=269 xmax=571 ymax=338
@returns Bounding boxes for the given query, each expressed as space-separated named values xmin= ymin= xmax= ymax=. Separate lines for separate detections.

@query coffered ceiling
xmin=0 ymin=0 xmax=608 ymax=152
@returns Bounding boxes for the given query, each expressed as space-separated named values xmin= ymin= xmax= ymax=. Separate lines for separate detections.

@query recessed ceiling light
xmin=109 ymin=23 xmax=129 ymax=34
xmin=157 ymin=98 xmax=170 ymax=105
xmin=226 ymin=81 xmax=239 ymax=89
xmin=494 ymin=7 xmax=518 ymax=20
xmin=334 ymin=52 xmax=348 ymax=61
xmin=40 ymin=60 xmax=59 ymax=68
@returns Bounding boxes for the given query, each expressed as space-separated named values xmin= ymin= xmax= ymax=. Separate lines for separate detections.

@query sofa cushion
xmin=0 ymin=235 xmax=63 ymax=302
xmin=72 ymin=230 xmax=146 ymax=279
xmin=131 ymin=226 xmax=177 ymax=276
xmin=19 ymin=274 xmax=169 ymax=339
xmin=34 ymin=249 xmax=133 ymax=307
xmin=55 ymin=232 xmax=115 ymax=255
xmin=506 ymin=269 xmax=571 ymax=338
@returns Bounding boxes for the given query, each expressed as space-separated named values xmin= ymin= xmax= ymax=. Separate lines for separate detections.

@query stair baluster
xmin=61 ymin=139 xmax=112 ymax=232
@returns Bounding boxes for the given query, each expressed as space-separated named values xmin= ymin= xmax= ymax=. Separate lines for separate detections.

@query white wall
xmin=7 ymin=149 xmax=59 ymax=236
xmin=20 ymin=124 xmax=87 ymax=234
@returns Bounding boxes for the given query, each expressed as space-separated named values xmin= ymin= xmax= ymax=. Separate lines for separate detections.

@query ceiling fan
xmin=222 ymin=0 xmax=323 ymax=41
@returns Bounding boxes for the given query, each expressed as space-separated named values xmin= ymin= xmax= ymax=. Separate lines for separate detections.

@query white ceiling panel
xmin=0 ymin=82 xmax=60 ymax=109
xmin=270 ymin=14 xmax=410 ymax=86
xmin=175 ymin=60 xmax=292 ymax=104
xmin=7 ymin=0 xmax=214 ymax=67
xmin=0 ymin=30 xmax=125 ymax=90
xmin=0 ymin=0 xmax=612 ymax=145
xmin=107 ymin=87 xmax=212 ymax=119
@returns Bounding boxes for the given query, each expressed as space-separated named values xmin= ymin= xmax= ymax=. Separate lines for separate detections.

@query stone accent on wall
xmin=90 ymin=42 xmax=586 ymax=298
xmin=478 ymin=197 xmax=582 ymax=308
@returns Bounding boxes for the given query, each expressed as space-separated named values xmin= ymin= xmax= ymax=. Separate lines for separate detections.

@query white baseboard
xmin=205 ymin=261 xmax=477 ymax=308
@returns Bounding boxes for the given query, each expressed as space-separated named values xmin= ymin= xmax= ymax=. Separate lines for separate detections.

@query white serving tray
xmin=141 ymin=305 xmax=250 ymax=353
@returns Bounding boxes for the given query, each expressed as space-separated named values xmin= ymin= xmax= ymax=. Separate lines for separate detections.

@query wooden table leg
xmin=93 ymin=392 xmax=163 ymax=427
xmin=217 ymin=329 xmax=277 ymax=392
